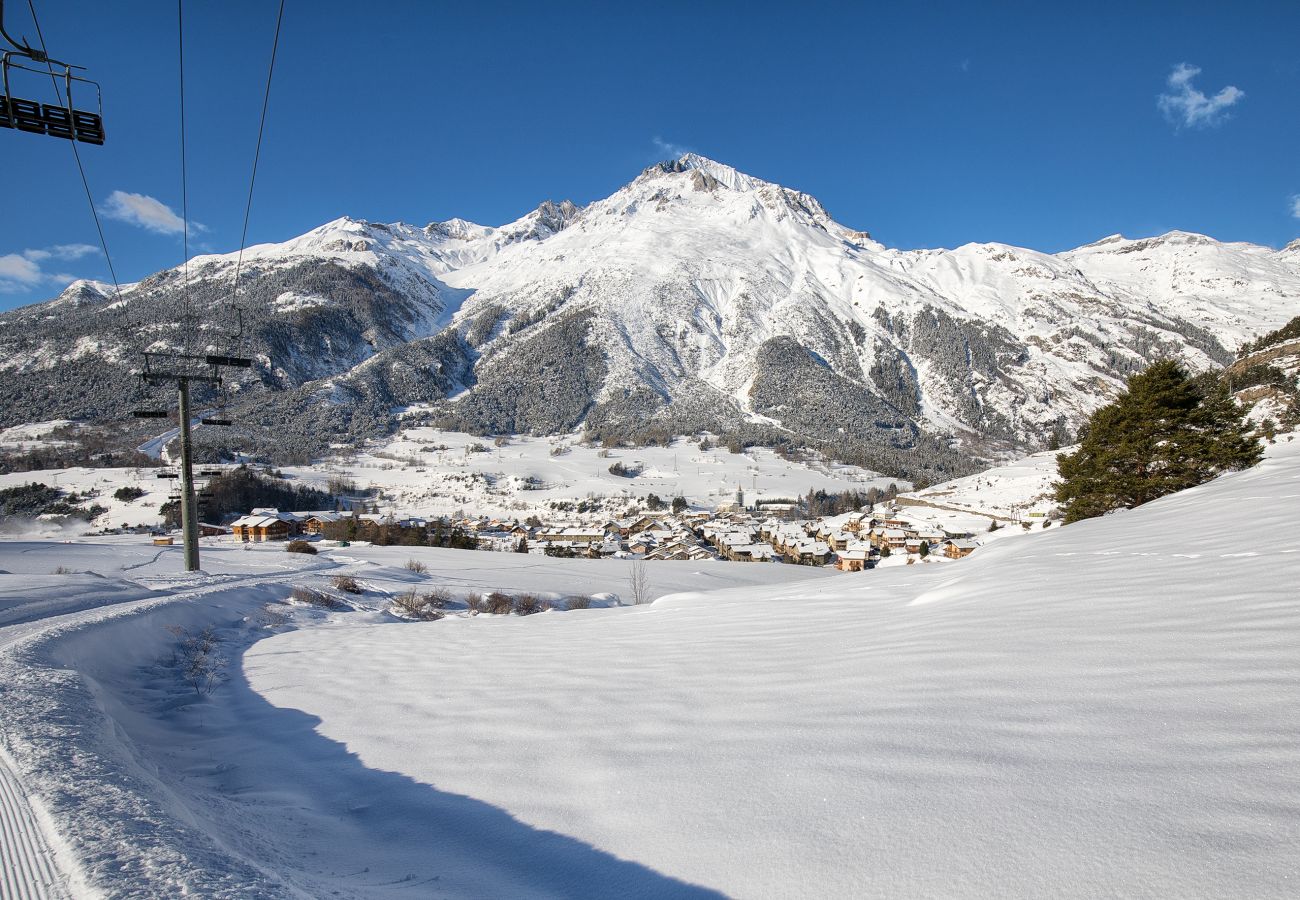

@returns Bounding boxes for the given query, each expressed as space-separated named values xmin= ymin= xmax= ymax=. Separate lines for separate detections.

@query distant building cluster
xmin=217 ymin=502 xmax=981 ymax=570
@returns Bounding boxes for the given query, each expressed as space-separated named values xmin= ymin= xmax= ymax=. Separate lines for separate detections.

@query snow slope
xmin=1 ymin=441 xmax=1298 ymax=897
xmin=250 ymin=441 xmax=1300 ymax=897
xmin=0 ymin=428 xmax=899 ymax=530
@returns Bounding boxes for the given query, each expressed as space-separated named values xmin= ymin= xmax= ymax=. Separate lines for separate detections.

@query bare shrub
xmin=629 ymin=560 xmax=652 ymax=605
xmin=513 ymin=593 xmax=546 ymax=616
xmin=391 ymin=588 xmax=446 ymax=621
xmin=424 ymin=585 xmax=453 ymax=609
xmin=290 ymin=585 xmax=345 ymax=609
xmin=286 ymin=540 xmax=317 ymax=555
xmin=464 ymin=590 xmax=483 ymax=614
xmin=330 ymin=574 xmax=363 ymax=594
xmin=260 ymin=604 xmax=290 ymax=628
xmin=485 ymin=591 xmax=514 ymax=615
xmin=565 ymin=594 xmax=593 ymax=610
xmin=165 ymin=625 xmax=227 ymax=696
xmin=51 ymin=565 xmax=75 ymax=575
xmin=404 ymin=558 xmax=428 ymax=574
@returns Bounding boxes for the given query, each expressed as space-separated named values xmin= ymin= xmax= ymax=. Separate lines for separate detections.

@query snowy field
xmin=894 ymin=448 xmax=1064 ymax=537
xmin=0 ymin=426 xmax=902 ymax=530
xmin=283 ymin=428 xmax=900 ymax=520
xmin=0 ymin=440 xmax=1297 ymax=896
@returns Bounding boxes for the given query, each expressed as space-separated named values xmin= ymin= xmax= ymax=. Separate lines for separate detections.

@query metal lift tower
xmin=135 ymin=351 xmax=250 ymax=572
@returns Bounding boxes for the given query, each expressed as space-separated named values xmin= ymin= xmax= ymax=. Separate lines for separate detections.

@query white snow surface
xmin=0 ymin=429 xmax=900 ymax=530
xmin=1 ymin=440 xmax=1297 ymax=896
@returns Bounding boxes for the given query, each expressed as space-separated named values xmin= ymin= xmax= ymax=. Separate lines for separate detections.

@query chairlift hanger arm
xmin=0 ymin=0 xmax=40 ymax=59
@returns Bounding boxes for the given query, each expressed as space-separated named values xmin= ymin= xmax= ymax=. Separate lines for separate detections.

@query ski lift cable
xmin=23 ymin=0 xmax=125 ymax=314
xmin=230 ymin=0 xmax=285 ymax=359
xmin=176 ymin=0 xmax=191 ymax=351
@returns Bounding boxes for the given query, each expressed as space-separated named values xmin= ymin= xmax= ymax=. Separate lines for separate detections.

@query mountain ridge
xmin=2 ymin=154 xmax=1297 ymax=477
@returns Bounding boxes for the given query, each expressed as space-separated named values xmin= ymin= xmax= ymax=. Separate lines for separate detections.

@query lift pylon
xmin=136 ymin=350 xmax=251 ymax=572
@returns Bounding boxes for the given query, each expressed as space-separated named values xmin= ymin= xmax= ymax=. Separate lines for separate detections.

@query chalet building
xmin=944 ymin=539 xmax=979 ymax=559
xmin=230 ymin=514 xmax=293 ymax=542
xmin=301 ymin=513 xmax=341 ymax=535
xmin=836 ymin=549 xmax=872 ymax=572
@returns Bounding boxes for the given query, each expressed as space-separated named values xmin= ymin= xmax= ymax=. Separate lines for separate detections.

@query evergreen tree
xmin=1055 ymin=360 xmax=1261 ymax=524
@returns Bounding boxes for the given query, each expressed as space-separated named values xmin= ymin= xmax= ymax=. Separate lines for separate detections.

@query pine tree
xmin=1055 ymin=360 xmax=1261 ymax=523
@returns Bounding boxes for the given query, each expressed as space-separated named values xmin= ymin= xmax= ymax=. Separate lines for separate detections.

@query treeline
xmin=163 ymin=466 xmax=334 ymax=526
xmin=319 ymin=518 xmax=478 ymax=548
xmin=1240 ymin=315 xmax=1300 ymax=355
xmin=0 ymin=423 xmax=160 ymax=475
xmin=0 ymin=483 xmax=106 ymax=522
xmin=803 ymin=484 xmax=899 ymax=518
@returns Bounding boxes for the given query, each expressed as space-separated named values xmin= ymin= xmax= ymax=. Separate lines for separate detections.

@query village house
xmin=301 ymin=512 xmax=341 ymax=535
xmin=944 ymin=539 xmax=979 ymax=559
xmin=836 ymin=549 xmax=872 ymax=572
xmin=230 ymin=514 xmax=293 ymax=542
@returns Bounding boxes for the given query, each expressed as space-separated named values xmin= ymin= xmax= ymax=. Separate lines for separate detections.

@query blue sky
xmin=2 ymin=0 xmax=1297 ymax=308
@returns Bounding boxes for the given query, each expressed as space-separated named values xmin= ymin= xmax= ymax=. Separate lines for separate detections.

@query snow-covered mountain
xmin=2 ymin=154 xmax=1298 ymax=475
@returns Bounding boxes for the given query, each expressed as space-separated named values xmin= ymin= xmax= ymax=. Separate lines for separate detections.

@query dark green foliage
xmin=1219 ymin=363 xmax=1290 ymax=394
xmin=804 ymin=487 xmax=880 ymax=517
xmin=918 ymin=540 xmax=930 ymax=558
xmin=544 ymin=544 xmax=578 ymax=558
xmin=0 ymin=483 xmax=64 ymax=518
xmin=0 ymin=482 xmax=104 ymax=521
xmin=1055 ymin=360 xmax=1262 ymax=524
xmin=671 ymin=495 xmax=688 ymax=514
xmin=645 ymin=493 xmax=664 ymax=511
xmin=169 ymin=466 xmax=333 ymax=526
xmin=431 ymin=310 xmax=605 ymax=435
xmin=114 ymin=486 xmax=146 ymax=502
xmin=1241 ymin=315 xmax=1300 ymax=354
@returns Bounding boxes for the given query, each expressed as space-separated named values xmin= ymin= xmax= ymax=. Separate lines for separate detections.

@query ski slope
xmin=0 ymin=439 xmax=1297 ymax=896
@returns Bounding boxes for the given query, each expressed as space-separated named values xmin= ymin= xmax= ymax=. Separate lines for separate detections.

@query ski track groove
xmin=0 ymin=558 xmax=338 ymax=900
xmin=0 ymin=744 xmax=61 ymax=900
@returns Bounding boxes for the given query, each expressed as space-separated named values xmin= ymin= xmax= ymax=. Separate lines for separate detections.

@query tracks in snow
xmin=0 ymin=558 xmax=339 ymax=900
xmin=0 ymin=745 xmax=63 ymax=900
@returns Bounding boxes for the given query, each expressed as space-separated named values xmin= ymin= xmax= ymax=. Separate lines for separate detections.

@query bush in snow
xmin=165 ymin=625 xmax=227 ymax=696
xmin=290 ymin=585 xmax=344 ymax=609
xmin=565 ymin=594 xmax=593 ymax=610
xmin=286 ymin=540 xmax=317 ymax=555
xmin=513 ymin=593 xmax=548 ymax=616
xmin=484 ymin=591 xmax=514 ymax=615
xmin=464 ymin=590 xmax=483 ymax=613
xmin=330 ymin=574 xmax=363 ymax=593
xmin=391 ymin=588 xmax=446 ymax=621
xmin=404 ymin=558 xmax=428 ymax=574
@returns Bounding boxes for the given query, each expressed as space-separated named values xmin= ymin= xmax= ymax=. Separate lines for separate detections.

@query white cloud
xmin=0 ymin=244 xmax=101 ymax=293
xmin=101 ymin=190 xmax=204 ymax=235
xmin=1291 ymin=195 xmax=1300 ymax=219
xmin=49 ymin=243 xmax=100 ymax=260
xmin=653 ymin=136 xmax=690 ymax=160
xmin=0 ymin=254 xmax=45 ymax=287
xmin=1158 ymin=62 xmax=1244 ymax=129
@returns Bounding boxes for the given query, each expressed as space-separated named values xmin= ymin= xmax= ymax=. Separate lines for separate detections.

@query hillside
xmin=0 ymin=437 xmax=1295 ymax=897
xmin=2 ymin=155 xmax=1298 ymax=479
